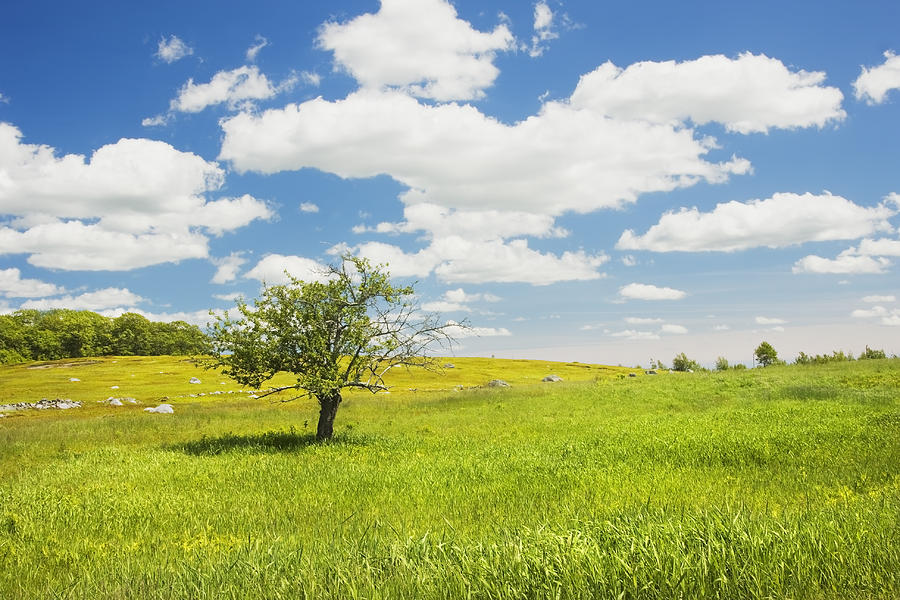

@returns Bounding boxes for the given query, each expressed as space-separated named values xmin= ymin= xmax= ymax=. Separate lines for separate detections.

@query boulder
xmin=189 ymin=377 xmax=201 ymax=384
xmin=645 ymin=370 xmax=657 ymax=375
xmin=542 ymin=375 xmax=563 ymax=383
xmin=487 ymin=379 xmax=510 ymax=387
xmin=110 ymin=385 xmax=119 ymax=389
xmin=108 ymin=398 xmax=123 ymax=407
xmin=628 ymin=373 xmax=637 ymax=377
xmin=144 ymin=403 xmax=174 ymax=414
xmin=443 ymin=363 xmax=456 ymax=369
xmin=69 ymin=378 xmax=80 ymax=382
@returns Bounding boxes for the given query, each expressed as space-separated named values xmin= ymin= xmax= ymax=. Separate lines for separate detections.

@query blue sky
xmin=1 ymin=0 xmax=899 ymax=366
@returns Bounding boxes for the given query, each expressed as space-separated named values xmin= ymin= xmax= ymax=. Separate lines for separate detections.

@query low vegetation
xmin=1 ymin=355 xmax=898 ymax=599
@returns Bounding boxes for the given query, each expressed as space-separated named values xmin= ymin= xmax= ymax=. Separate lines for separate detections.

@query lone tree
xmin=207 ymin=255 xmax=459 ymax=440
xmin=754 ymin=341 xmax=779 ymax=367
xmin=672 ymin=352 xmax=701 ymax=372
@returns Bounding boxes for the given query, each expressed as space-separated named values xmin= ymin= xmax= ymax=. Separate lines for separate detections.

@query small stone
xmin=542 ymin=375 xmax=563 ymax=383
xmin=69 ymin=378 xmax=80 ymax=382
xmin=108 ymin=398 xmax=123 ymax=407
xmin=443 ymin=363 xmax=456 ymax=369
xmin=189 ymin=377 xmax=201 ymax=384
xmin=144 ymin=403 xmax=174 ymax=414
xmin=111 ymin=385 xmax=119 ymax=389
xmin=487 ymin=379 xmax=510 ymax=388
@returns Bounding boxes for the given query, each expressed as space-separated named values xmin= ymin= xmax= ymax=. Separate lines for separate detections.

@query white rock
xmin=69 ymin=377 xmax=80 ymax=382
xmin=111 ymin=385 xmax=119 ymax=389
xmin=189 ymin=377 xmax=201 ymax=384
xmin=108 ymin=398 xmax=123 ymax=407
xmin=144 ymin=403 xmax=174 ymax=414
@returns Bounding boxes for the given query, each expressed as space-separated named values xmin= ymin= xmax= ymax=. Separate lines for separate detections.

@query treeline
xmin=652 ymin=342 xmax=892 ymax=373
xmin=0 ymin=309 xmax=210 ymax=364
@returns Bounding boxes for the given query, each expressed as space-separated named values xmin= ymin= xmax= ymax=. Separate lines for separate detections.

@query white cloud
xmin=141 ymin=114 xmax=172 ymax=127
xmin=170 ymin=65 xmax=294 ymax=113
xmin=211 ymin=252 xmax=248 ymax=284
xmin=624 ymin=317 xmax=663 ymax=325
xmin=571 ymin=53 xmax=845 ymax=134
xmin=444 ymin=320 xmax=511 ymax=338
xmin=850 ymin=304 xmax=900 ymax=327
xmin=714 ymin=324 xmax=730 ymax=331
xmin=755 ymin=316 xmax=787 ymax=325
xmin=299 ymin=202 xmax=320 ymax=213
xmin=610 ymin=329 xmax=661 ymax=341
xmin=792 ymin=251 xmax=891 ymax=275
xmin=300 ymin=71 xmax=321 ymax=87
xmin=0 ymin=268 xmax=65 ymax=298
xmin=862 ymin=295 xmax=896 ymax=303
xmin=317 ymin=0 xmax=515 ymax=101
xmin=621 ymin=255 xmax=637 ymax=267
xmin=0 ymin=123 xmax=270 ymax=270
xmin=97 ymin=308 xmax=219 ymax=328
xmin=854 ymin=238 xmax=900 ymax=257
xmin=619 ymin=283 xmax=687 ymax=301
xmin=156 ymin=35 xmax=193 ymax=63
xmin=244 ymin=254 xmax=330 ymax=285
xmin=422 ymin=287 xmax=502 ymax=312
xmin=220 ymin=89 xmax=750 ymax=216
xmin=617 ymin=192 xmax=894 ymax=252
xmin=0 ymin=92 xmax=8 ymax=104
xmin=246 ymin=35 xmax=269 ymax=62
xmin=853 ymin=50 xmax=900 ymax=104
xmin=21 ymin=288 xmax=144 ymax=311
xmin=529 ymin=1 xmax=558 ymax=58
xmin=213 ymin=292 xmax=244 ymax=302
xmin=660 ymin=324 xmax=688 ymax=334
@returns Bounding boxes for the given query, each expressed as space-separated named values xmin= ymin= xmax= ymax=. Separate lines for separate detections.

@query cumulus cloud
xmin=244 ymin=254 xmax=330 ymax=284
xmin=853 ymin=50 xmax=900 ymax=104
xmin=246 ymin=35 xmax=269 ymax=62
xmin=351 ymin=237 xmax=607 ymax=285
xmin=755 ymin=316 xmax=787 ymax=325
xmin=618 ymin=192 xmax=894 ymax=252
xmin=21 ymin=288 xmax=144 ymax=311
xmin=170 ymin=65 xmax=295 ymax=113
xmin=0 ymin=123 xmax=271 ymax=270
xmin=529 ymin=1 xmax=558 ymax=58
xmin=854 ymin=238 xmax=900 ymax=256
xmin=624 ymin=317 xmax=663 ymax=324
xmin=792 ymin=251 xmax=891 ymax=275
xmin=851 ymin=304 xmax=900 ymax=327
xmin=317 ymin=0 xmax=515 ymax=101
xmin=422 ymin=287 xmax=502 ymax=312
xmin=0 ymin=268 xmax=65 ymax=298
xmin=299 ymin=202 xmax=320 ymax=213
xmin=211 ymin=252 xmax=248 ymax=284
xmin=156 ymin=35 xmax=193 ymax=63
xmin=660 ymin=324 xmax=688 ymax=334
xmin=443 ymin=320 xmax=511 ymax=338
xmin=571 ymin=53 xmax=845 ymax=134
xmin=863 ymin=295 xmax=896 ymax=303
xmin=610 ymin=329 xmax=661 ymax=341
xmin=619 ymin=283 xmax=687 ymax=301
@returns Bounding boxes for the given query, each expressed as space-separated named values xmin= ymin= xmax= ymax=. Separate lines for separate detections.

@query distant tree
xmin=859 ymin=346 xmax=887 ymax=360
xmin=715 ymin=356 xmax=729 ymax=371
xmin=754 ymin=341 xmax=779 ymax=367
xmin=649 ymin=358 xmax=667 ymax=371
xmin=672 ymin=352 xmax=701 ymax=372
xmin=207 ymin=255 xmax=461 ymax=440
xmin=111 ymin=313 xmax=153 ymax=356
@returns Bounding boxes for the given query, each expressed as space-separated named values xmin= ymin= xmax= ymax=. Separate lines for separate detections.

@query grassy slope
xmin=0 ymin=357 xmax=898 ymax=599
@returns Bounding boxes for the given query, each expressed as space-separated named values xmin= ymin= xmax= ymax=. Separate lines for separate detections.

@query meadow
xmin=0 ymin=356 xmax=898 ymax=599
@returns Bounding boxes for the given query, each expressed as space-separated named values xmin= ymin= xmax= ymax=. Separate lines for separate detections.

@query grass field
xmin=1 ymin=356 xmax=898 ymax=599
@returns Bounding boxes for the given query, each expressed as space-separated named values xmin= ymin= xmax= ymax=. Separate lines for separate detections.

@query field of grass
xmin=1 ymin=356 xmax=898 ymax=599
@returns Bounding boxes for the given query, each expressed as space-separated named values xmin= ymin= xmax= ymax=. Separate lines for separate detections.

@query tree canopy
xmin=207 ymin=255 xmax=459 ymax=440
xmin=754 ymin=341 xmax=779 ymax=367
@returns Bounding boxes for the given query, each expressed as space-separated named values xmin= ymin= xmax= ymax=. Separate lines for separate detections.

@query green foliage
xmin=754 ymin=341 xmax=779 ymax=367
xmin=0 ymin=309 xmax=208 ymax=361
xmin=715 ymin=356 xmax=729 ymax=371
xmin=672 ymin=352 xmax=701 ymax=372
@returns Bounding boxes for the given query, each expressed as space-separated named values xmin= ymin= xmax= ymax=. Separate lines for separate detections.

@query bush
xmin=715 ymin=356 xmax=729 ymax=371
xmin=672 ymin=352 xmax=701 ymax=372
xmin=859 ymin=346 xmax=887 ymax=360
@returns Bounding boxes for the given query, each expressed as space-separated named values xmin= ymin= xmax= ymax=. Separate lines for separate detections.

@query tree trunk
xmin=316 ymin=392 xmax=342 ymax=440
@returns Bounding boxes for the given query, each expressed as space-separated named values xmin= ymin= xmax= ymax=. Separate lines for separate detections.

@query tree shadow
xmin=173 ymin=428 xmax=369 ymax=456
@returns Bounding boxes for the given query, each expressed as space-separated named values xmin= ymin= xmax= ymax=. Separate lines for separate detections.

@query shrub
xmin=672 ymin=352 xmax=701 ymax=372
xmin=715 ymin=356 xmax=729 ymax=371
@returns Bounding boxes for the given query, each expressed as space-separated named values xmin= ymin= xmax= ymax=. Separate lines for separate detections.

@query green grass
xmin=1 ymin=357 xmax=898 ymax=598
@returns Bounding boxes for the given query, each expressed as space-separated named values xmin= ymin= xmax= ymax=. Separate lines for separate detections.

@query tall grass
xmin=1 ymin=358 xmax=898 ymax=598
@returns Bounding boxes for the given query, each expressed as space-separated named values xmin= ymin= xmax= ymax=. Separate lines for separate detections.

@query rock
xmin=645 ymin=370 xmax=657 ymax=375
xmin=487 ymin=379 xmax=510 ymax=387
xmin=69 ymin=377 xmax=80 ymax=382
xmin=628 ymin=373 xmax=637 ymax=377
xmin=124 ymin=398 xmax=137 ymax=404
xmin=111 ymin=385 xmax=119 ymax=389
xmin=542 ymin=375 xmax=563 ymax=383
xmin=144 ymin=403 xmax=174 ymax=414
xmin=443 ymin=363 xmax=456 ymax=369
xmin=108 ymin=398 xmax=123 ymax=407
xmin=189 ymin=377 xmax=201 ymax=384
